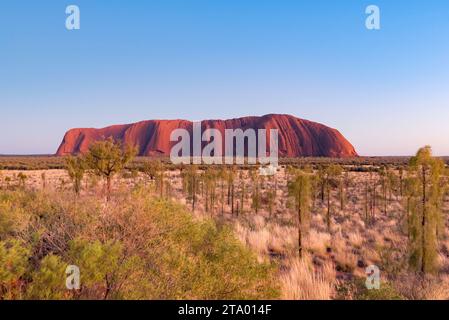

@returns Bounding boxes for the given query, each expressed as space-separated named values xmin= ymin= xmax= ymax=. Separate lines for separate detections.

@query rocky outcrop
xmin=56 ymin=114 xmax=357 ymax=158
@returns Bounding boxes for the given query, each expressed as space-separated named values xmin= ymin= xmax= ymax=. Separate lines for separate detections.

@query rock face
xmin=56 ymin=114 xmax=357 ymax=158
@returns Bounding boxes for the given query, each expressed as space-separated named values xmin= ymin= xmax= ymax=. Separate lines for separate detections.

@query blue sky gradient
xmin=1 ymin=0 xmax=449 ymax=155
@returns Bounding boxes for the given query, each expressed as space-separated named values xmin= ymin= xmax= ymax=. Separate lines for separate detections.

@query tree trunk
xmin=240 ymin=183 xmax=245 ymax=215
xmin=106 ymin=176 xmax=112 ymax=201
xmin=339 ymin=180 xmax=344 ymax=211
xmin=421 ymin=167 xmax=427 ymax=274
xmin=227 ymin=182 xmax=231 ymax=205
xmin=231 ymin=183 xmax=235 ymax=214
xmin=192 ymin=176 xmax=196 ymax=212
xmin=205 ymin=184 xmax=209 ymax=212
xmin=298 ymin=190 xmax=302 ymax=258
xmin=365 ymin=181 xmax=369 ymax=224
xmin=327 ymin=187 xmax=331 ymax=231
xmin=160 ymin=173 xmax=164 ymax=198
xmin=321 ymin=182 xmax=325 ymax=202
xmin=407 ymin=197 xmax=411 ymax=240
xmin=221 ymin=181 xmax=224 ymax=214
xmin=372 ymin=188 xmax=375 ymax=222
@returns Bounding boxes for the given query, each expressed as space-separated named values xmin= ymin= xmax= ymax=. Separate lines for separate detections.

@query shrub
xmin=65 ymin=156 xmax=86 ymax=195
xmin=0 ymin=188 xmax=279 ymax=300
xmin=26 ymin=254 xmax=67 ymax=300
xmin=0 ymin=240 xmax=30 ymax=299
xmin=85 ymin=138 xmax=137 ymax=200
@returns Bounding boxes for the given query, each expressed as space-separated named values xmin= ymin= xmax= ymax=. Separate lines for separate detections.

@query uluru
xmin=56 ymin=114 xmax=358 ymax=158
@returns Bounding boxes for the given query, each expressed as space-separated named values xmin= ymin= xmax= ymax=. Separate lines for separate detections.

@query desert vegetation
xmin=1 ymin=142 xmax=449 ymax=300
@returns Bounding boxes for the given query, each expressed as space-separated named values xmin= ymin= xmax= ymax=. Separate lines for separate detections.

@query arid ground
xmin=2 ymin=156 xmax=449 ymax=300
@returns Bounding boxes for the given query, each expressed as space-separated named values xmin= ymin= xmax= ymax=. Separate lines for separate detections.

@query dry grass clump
xmin=246 ymin=229 xmax=272 ymax=258
xmin=347 ymin=231 xmax=364 ymax=249
xmin=280 ymin=254 xmax=335 ymax=300
xmin=234 ymin=221 xmax=293 ymax=261
xmin=305 ymin=229 xmax=331 ymax=256
xmin=393 ymin=274 xmax=449 ymax=300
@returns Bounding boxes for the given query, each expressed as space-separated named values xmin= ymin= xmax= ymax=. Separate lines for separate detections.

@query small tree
xmin=364 ymin=177 xmax=370 ymax=225
xmin=209 ymin=171 xmax=217 ymax=214
xmin=378 ymin=166 xmax=399 ymax=215
xmin=288 ymin=169 xmax=311 ymax=258
xmin=5 ymin=177 xmax=11 ymax=190
xmin=403 ymin=173 xmax=419 ymax=239
xmin=143 ymin=160 xmax=165 ymax=196
xmin=322 ymin=165 xmax=343 ymax=232
xmin=202 ymin=168 xmax=217 ymax=214
xmin=183 ymin=165 xmax=199 ymax=212
xmin=142 ymin=160 xmax=159 ymax=181
xmin=317 ymin=165 xmax=326 ymax=202
xmin=379 ymin=166 xmax=389 ymax=215
xmin=240 ymin=175 xmax=246 ymax=216
xmin=387 ymin=168 xmax=399 ymax=202
xmin=399 ymin=167 xmax=404 ymax=197
xmin=226 ymin=166 xmax=237 ymax=214
xmin=17 ymin=172 xmax=27 ymax=189
xmin=368 ymin=172 xmax=379 ymax=224
xmin=250 ymin=169 xmax=261 ymax=214
xmin=41 ymin=172 xmax=47 ymax=190
xmin=86 ymin=138 xmax=137 ymax=201
xmin=65 ymin=156 xmax=86 ymax=196
xmin=218 ymin=167 xmax=226 ymax=215
xmin=407 ymin=146 xmax=444 ymax=274
xmin=338 ymin=171 xmax=351 ymax=211
xmin=309 ymin=171 xmax=320 ymax=210
xmin=266 ymin=190 xmax=276 ymax=217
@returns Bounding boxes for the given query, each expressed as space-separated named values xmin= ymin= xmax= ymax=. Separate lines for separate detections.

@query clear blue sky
xmin=1 ymin=0 xmax=449 ymax=155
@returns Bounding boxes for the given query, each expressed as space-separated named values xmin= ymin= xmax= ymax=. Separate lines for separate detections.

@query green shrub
xmin=0 ymin=188 xmax=279 ymax=300
xmin=27 ymin=254 xmax=67 ymax=300
xmin=0 ymin=240 xmax=30 ymax=299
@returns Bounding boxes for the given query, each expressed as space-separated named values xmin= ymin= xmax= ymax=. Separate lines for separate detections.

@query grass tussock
xmin=280 ymin=254 xmax=335 ymax=300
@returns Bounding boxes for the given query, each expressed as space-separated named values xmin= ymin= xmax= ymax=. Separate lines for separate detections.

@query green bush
xmin=0 ymin=240 xmax=30 ymax=299
xmin=27 ymin=254 xmax=67 ymax=300
xmin=0 ymin=188 xmax=279 ymax=300
xmin=336 ymin=278 xmax=404 ymax=300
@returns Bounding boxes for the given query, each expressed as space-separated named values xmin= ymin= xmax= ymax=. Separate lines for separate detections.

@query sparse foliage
xmin=406 ymin=146 xmax=445 ymax=274
xmin=288 ymin=169 xmax=312 ymax=258
xmin=85 ymin=138 xmax=137 ymax=200
xmin=65 ymin=156 xmax=86 ymax=195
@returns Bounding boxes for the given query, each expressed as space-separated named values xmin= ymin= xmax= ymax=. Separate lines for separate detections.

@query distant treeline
xmin=1 ymin=155 xmax=448 ymax=171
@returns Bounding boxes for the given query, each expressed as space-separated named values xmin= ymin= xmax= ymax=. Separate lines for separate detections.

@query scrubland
xmin=1 ymin=148 xmax=449 ymax=300
xmin=0 ymin=174 xmax=278 ymax=299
